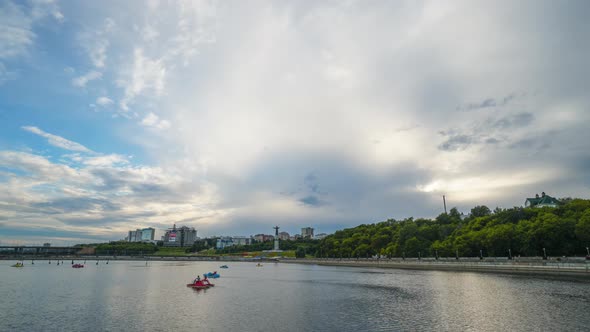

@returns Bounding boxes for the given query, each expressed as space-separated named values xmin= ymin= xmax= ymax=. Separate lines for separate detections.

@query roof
xmin=525 ymin=194 xmax=561 ymax=206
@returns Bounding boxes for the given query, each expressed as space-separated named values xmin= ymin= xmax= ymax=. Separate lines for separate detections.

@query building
xmin=127 ymin=229 xmax=141 ymax=242
xmin=314 ymin=233 xmax=328 ymax=240
xmin=127 ymin=227 xmax=156 ymax=242
xmin=278 ymin=232 xmax=290 ymax=241
xmin=253 ymin=234 xmax=274 ymax=242
xmin=301 ymin=227 xmax=314 ymax=239
xmin=141 ymin=228 xmax=155 ymax=241
xmin=162 ymin=224 xmax=198 ymax=247
xmin=232 ymin=236 xmax=251 ymax=246
xmin=525 ymin=192 xmax=561 ymax=208
xmin=216 ymin=236 xmax=252 ymax=249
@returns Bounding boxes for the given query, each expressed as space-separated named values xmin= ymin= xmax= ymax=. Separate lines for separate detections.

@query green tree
xmin=295 ymin=247 xmax=306 ymax=258
xmin=575 ymin=209 xmax=590 ymax=244
xmin=471 ymin=205 xmax=492 ymax=218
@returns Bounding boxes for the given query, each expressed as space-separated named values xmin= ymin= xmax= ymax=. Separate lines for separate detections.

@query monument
xmin=273 ymin=226 xmax=280 ymax=251
xmin=263 ymin=226 xmax=283 ymax=253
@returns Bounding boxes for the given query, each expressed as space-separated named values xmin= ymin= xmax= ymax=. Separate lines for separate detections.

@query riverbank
xmin=281 ymin=258 xmax=590 ymax=277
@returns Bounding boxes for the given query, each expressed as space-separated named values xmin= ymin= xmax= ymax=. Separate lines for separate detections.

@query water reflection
xmin=0 ymin=261 xmax=588 ymax=332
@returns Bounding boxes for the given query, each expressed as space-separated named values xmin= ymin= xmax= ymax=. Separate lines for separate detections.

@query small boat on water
xmin=256 ymin=263 xmax=263 ymax=267
xmin=186 ymin=283 xmax=208 ymax=290
xmin=11 ymin=262 xmax=24 ymax=268
xmin=204 ymin=272 xmax=220 ymax=278
xmin=219 ymin=265 xmax=229 ymax=269
xmin=72 ymin=264 xmax=84 ymax=268
xmin=187 ymin=278 xmax=214 ymax=289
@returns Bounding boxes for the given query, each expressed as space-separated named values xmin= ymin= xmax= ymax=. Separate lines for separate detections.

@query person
xmin=193 ymin=276 xmax=201 ymax=284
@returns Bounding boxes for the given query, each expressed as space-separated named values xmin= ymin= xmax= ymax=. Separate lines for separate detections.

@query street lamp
xmin=542 ymin=247 xmax=547 ymax=260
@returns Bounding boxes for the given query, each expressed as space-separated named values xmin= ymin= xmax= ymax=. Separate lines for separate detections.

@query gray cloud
xmin=458 ymin=93 xmax=518 ymax=111
xmin=491 ymin=112 xmax=535 ymax=129
xmin=299 ymin=195 xmax=326 ymax=207
xmin=438 ymin=112 xmax=536 ymax=151
xmin=438 ymin=134 xmax=477 ymax=151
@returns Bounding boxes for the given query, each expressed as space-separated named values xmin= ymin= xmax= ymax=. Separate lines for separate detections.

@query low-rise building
xmin=314 ymin=233 xmax=328 ymax=240
xmin=278 ymin=232 xmax=290 ymax=240
xmin=253 ymin=234 xmax=274 ymax=242
xmin=216 ymin=236 xmax=252 ymax=249
xmin=525 ymin=192 xmax=561 ymax=208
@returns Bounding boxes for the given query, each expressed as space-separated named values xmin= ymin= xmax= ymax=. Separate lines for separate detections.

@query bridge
xmin=0 ymin=246 xmax=80 ymax=256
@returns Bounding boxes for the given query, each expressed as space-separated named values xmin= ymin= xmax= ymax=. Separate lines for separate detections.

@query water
xmin=1 ymin=260 xmax=589 ymax=332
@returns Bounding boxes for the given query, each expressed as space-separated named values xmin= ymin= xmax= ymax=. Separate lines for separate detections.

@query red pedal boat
xmin=72 ymin=264 xmax=84 ymax=268
xmin=186 ymin=283 xmax=208 ymax=289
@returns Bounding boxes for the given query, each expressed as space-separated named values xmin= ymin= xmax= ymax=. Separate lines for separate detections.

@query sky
xmin=0 ymin=0 xmax=589 ymax=245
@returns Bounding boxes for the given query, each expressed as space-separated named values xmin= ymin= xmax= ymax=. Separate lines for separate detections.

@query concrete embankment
xmin=0 ymin=255 xmax=263 ymax=262
xmin=281 ymin=258 xmax=590 ymax=277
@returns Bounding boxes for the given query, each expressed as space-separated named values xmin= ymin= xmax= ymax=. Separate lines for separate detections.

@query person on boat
xmin=202 ymin=276 xmax=213 ymax=286
xmin=193 ymin=276 xmax=201 ymax=284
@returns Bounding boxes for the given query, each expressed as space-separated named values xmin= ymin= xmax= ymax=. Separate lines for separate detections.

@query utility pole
xmin=443 ymin=195 xmax=447 ymax=214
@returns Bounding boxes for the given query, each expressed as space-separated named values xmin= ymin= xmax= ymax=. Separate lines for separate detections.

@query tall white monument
xmin=273 ymin=226 xmax=280 ymax=251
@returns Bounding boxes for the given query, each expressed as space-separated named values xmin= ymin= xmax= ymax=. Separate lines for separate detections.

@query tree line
xmin=315 ymin=199 xmax=590 ymax=258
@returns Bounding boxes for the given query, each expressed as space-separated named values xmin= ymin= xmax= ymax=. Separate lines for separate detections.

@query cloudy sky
xmin=1 ymin=0 xmax=589 ymax=245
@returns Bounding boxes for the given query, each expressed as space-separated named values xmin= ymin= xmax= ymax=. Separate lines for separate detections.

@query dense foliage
xmin=316 ymin=199 xmax=590 ymax=258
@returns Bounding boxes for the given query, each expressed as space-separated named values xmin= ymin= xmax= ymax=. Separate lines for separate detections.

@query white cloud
xmin=81 ymin=154 xmax=128 ymax=167
xmin=89 ymin=39 xmax=109 ymax=68
xmin=72 ymin=70 xmax=102 ymax=87
xmin=0 ymin=0 xmax=63 ymax=59
xmin=79 ymin=18 xmax=115 ymax=68
xmin=22 ymin=126 xmax=93 ymax=152
xmin=119 ymin=48 xmax=166 ymax=110
xmin=0 ymin=1 xmax=35 ymax=59
xmin=141 ymin=112 xmax=171 ymax=130
xmin=0 ymin=62 xmax=15 ymax=84
xmin=96 ymin=96 xmax=114 ymax=106
xmin=31 ymin=0 xmax=64 ymax=22
xmin=0 ymin=149 xmax=222 ymax=243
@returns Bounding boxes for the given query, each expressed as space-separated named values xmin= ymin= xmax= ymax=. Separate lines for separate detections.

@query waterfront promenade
xmin=281 ymin=257 xmax=590 ymax=277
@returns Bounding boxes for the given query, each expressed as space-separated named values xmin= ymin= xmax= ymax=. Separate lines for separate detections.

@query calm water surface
xmin=1 ymin=260 xmax=589 ymax=331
